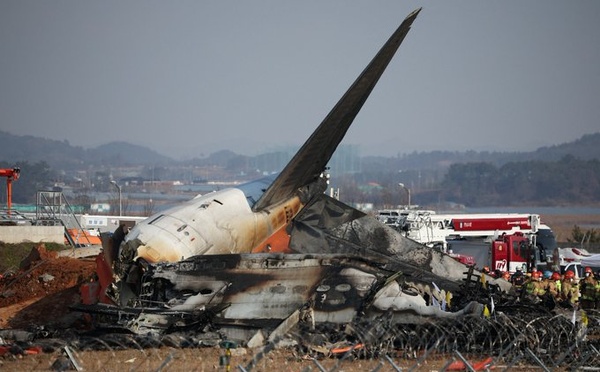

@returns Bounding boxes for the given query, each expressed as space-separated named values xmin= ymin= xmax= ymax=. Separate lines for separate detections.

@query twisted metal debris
xmin=3 ymin=256 xmax=598 ymax=370
xmin=2 ymin=305 xmax=598 ymax=370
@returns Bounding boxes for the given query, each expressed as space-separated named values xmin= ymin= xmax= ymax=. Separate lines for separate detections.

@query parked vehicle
xmin=376 ymin=210 xmax=557 ymax=272
xmin=447 ymin=231 xmax=548 ymax=274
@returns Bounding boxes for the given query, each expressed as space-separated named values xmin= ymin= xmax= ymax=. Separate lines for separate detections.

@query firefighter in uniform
xmin=580 ymin=266 xmax=597 ymax=309
xmin=525 ymin=270 xmax=545 ymax=302
xmin=512 ymin=267 xmax=526 ymax=292
xmin=547 ymin=272 xmax=562 ymax=301
xmin=561 ymin=270 xmax=580 ymax=308
xmin=522 ymin=271 xmax=533 ymax=300
xmin=539 ymin=270 xmax=557 ymax=308
xmin=541 ymin=271 xmax=552 ymax=287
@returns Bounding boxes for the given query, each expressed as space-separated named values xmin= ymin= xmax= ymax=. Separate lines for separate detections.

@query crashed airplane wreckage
xmin=74 ymin=8 xmax=510 ymax=342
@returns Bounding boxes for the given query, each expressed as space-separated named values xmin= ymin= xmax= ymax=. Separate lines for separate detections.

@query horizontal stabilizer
xmin=253 ymin=8 xmax=421 ymax=211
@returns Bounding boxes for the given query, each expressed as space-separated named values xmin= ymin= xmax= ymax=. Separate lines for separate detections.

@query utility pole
xmin=398 ymin=182 xmax=411 ymax=208
xmin=110 ymin=180 xmax=122 ymax=216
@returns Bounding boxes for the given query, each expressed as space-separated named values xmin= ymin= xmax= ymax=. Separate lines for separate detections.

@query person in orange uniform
xmin=561 ymin=270 xmax=580 ymax=308
xmin=525 ymin=271 xmax=545 ymax=301
xmin=547 ymin=272 xmax=562 ymax=301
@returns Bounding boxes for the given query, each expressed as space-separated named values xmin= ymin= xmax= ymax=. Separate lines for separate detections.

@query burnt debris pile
xmin=1 ymin=250 xmax=599 ymax=370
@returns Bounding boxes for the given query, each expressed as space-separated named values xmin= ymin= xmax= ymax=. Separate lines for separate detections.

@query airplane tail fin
xmin=253 ymin=8 xmax=421 ymax=211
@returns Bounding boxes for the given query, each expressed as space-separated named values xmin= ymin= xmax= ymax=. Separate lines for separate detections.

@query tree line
xmin=440 ymin=155 xmax=600 ymax=207
xmin=2 ymin=155 xmax=599 ymax=209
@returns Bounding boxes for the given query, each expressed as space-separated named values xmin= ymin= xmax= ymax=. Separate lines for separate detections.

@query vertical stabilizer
xmin=253 ymin=8 xmax=421 ymax=211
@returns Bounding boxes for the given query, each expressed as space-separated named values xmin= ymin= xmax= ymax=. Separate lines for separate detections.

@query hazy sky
xmin=1 ymin=1 xmax=599 ymax=159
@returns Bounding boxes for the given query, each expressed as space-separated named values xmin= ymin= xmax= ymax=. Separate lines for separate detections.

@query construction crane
xmin=0 ymin=167 xmax=21 ymax=215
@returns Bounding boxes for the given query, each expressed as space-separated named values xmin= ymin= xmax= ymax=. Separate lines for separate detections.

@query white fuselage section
xmin=122 ymin=187 xmax=301 ymax=264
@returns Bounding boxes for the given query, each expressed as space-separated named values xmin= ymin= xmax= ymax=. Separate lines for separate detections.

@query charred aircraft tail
xmin=253 ymin=8 xmax=421 ymax=212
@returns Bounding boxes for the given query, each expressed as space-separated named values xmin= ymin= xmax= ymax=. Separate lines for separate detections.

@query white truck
xmin=553 ymin=247 xmax=600 ymax=279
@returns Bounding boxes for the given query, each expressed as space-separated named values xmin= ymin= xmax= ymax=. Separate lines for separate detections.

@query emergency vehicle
xmin=552 ymin=247 xmax=600 ymax=279
xmin=444 ymin=231 xmax=547 ymax=273
xmin=378 ymin=211 xmax=555 ymax=250
xmin=376 ymin=210 xmax=557 ymax=271
xmin=490 ymin=232 xmax=537 ymax=273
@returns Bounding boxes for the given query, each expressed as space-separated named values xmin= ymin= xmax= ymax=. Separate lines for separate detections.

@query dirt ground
xmin=0 ymin=245 xmax=96 ymax=330
xmin=1 ymin=347 xmax=563 ymax=371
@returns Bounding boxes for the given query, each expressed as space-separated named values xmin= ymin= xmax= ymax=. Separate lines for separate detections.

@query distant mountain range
xmin=0 ymin=131 xmax=174 ymax=169
xmin=1 ymin=130 xmax=599 ymax=172
xmin=362 ymin=132 xmax=600 ymax=172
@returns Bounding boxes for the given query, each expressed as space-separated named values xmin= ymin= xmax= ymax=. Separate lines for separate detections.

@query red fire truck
xmin=490 ymin=232 xmax=535 ymax=273
xmin=376 ymin=210 xmax=557 ymax=271
xmin=446 ymin=231 xmax=544 ymax=273
xmin=451 ymin=215 xmax=534 ymax=234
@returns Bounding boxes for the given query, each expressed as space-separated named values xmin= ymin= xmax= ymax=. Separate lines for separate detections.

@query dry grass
xmin=540 ymin=214 xmax=600 ymax=244
xmin=0 ymin=242 xmax=65 ymax=274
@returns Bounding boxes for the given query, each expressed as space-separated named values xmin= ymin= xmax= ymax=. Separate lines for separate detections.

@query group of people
xmin=482 ymin=265 xmax=600 ymax=309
